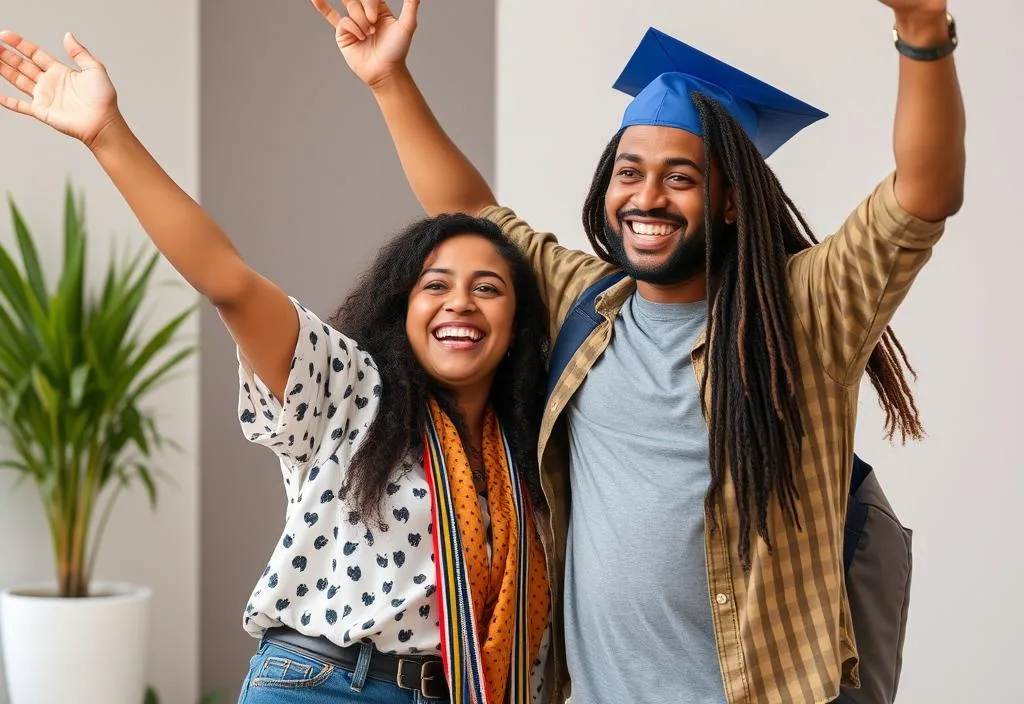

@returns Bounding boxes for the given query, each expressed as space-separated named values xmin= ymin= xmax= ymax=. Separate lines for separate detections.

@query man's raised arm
xmin=888 ymin=2 xmax=966 ymax=220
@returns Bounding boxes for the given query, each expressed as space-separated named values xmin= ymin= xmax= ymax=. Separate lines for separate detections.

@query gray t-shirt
xmin=563 ymin=292 xmax=726 ymax=704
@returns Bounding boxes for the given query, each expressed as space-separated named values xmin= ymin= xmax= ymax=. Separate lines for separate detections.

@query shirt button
xmin=716 ymin=593 xmax=729 ymax=605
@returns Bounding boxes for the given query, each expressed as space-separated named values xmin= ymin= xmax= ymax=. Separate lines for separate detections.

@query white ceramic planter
xmin=0 ymin=582 xmax=151 ymax=704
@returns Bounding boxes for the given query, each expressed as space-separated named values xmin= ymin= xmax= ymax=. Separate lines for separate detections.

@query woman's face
xmin=406 ymin=234 xmax=517 ymax=397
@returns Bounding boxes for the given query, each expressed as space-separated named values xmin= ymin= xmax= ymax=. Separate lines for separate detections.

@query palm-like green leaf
xmin=0 ymin=238 xmax=37 ymax=335
xmin=0 ymin=187 xmax=196 ymax=597
xmin=199 ymin=689 xmax=224 ymax=704
xmin=10 ymin=200 xmax=47 ymax=309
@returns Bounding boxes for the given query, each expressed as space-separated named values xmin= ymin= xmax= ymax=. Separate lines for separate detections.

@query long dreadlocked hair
xmin=581 ymin=93 xmax=924 ymax=568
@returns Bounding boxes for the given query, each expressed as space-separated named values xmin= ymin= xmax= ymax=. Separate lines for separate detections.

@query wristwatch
xmin=893 ymin=12 xmax=958 ymax=61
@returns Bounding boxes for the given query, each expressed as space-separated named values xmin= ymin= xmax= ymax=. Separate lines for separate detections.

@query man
xmin=310 ymin=1 xmax=965 ymax=702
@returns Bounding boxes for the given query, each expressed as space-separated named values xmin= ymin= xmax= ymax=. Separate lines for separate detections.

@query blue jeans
xmin=237 ymin=640 xmax=450 ymax=704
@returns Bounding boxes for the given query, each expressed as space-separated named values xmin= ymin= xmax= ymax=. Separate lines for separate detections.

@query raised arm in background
xmin=311 ymin=0 xmax=497 ymax=215
xmin=885 ymin=0 xmax=966 ymax=220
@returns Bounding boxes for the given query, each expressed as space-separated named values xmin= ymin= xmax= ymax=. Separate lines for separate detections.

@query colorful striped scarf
xmin=422 ymin=399 xmax=549 ymax=704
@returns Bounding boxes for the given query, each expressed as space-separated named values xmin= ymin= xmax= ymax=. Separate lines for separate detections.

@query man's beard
xmin=604 ymin=212 xmax=708 ymax=286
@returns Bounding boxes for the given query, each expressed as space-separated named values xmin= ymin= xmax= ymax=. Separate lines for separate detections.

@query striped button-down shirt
xmin=480 ymin=173 xmax=945 ymax=704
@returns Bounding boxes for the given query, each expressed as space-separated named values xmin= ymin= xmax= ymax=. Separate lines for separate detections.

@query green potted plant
xmin=0 ymin=185 xmax=196 ymax=704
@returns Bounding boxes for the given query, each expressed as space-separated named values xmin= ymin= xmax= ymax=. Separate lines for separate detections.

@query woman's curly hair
xmin=328 ymin=213 xmax=549 ymax=523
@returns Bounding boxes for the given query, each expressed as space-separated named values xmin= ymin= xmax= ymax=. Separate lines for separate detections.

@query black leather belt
xmin=263 ymin=627 xmax=448 ymax=700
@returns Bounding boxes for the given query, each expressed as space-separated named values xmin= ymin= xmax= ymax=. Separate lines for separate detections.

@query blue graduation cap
xmin=613 ymin=28 xmax=827 ymax=158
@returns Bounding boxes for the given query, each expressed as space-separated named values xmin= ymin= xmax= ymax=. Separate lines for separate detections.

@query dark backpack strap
xmin=545 ymin=271 xmax=627 ymax=400
xmin=843 ymin=453 xmax=873 ymax=572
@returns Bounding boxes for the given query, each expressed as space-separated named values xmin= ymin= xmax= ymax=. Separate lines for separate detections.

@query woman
xmin=0 ymin=29 xmax=551 ymax=704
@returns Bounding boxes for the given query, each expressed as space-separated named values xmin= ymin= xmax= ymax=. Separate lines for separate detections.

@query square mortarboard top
xmin=613 ymin=28 xmax=828 ymax=158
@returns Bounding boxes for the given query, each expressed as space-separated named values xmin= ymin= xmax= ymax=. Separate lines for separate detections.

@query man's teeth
xmin=629 ymin=222 xmax=678 ymax=236
xmin=434 ymin=326 xmax=483 ymax=341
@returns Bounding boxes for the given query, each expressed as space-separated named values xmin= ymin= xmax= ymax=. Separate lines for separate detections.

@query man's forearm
xmin=371 ymin=67 xmax=497 ymax=216
xmin=891 ymin=9 xmax=966 ymax=221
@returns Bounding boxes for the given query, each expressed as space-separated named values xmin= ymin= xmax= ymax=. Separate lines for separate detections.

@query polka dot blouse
xmin=237 ymin=299 xmax=440 ymax=655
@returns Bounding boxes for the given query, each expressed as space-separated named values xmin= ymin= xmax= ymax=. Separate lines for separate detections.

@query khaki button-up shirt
xmin=480 ymin=172 xmax=945 ymax=704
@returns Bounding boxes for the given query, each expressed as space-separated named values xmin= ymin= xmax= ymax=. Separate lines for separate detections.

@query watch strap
xmin=893 ymin=13 xmax=958 ymax=61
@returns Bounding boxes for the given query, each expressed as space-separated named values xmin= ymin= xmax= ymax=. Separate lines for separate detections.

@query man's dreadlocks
xmin=581 ymin=93 xmax=924 ymax=568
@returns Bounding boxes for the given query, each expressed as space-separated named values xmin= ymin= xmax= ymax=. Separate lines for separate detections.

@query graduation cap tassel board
xmin=613 ymin=28 xmax=828 ymax=158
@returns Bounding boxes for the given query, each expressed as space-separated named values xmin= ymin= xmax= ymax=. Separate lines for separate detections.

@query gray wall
xmin=198 ymin=0 xmax=496 ymax=697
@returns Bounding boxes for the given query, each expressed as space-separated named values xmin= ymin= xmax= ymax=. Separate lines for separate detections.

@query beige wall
xmin=0 ymin=1 xmax=200 ymax=702
xmin=198 ymin=0 xmax=496 ymax=698
xmin=495 ymin=2 xmax=1021 ymax=701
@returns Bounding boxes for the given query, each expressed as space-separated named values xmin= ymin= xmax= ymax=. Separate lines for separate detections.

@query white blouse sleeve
xmin=236 ymin=298 xmax=382 ymax=473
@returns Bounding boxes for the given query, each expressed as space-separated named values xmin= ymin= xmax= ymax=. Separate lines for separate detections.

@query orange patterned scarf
xmin=423 ymin=398 xmax=549 ymax=703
